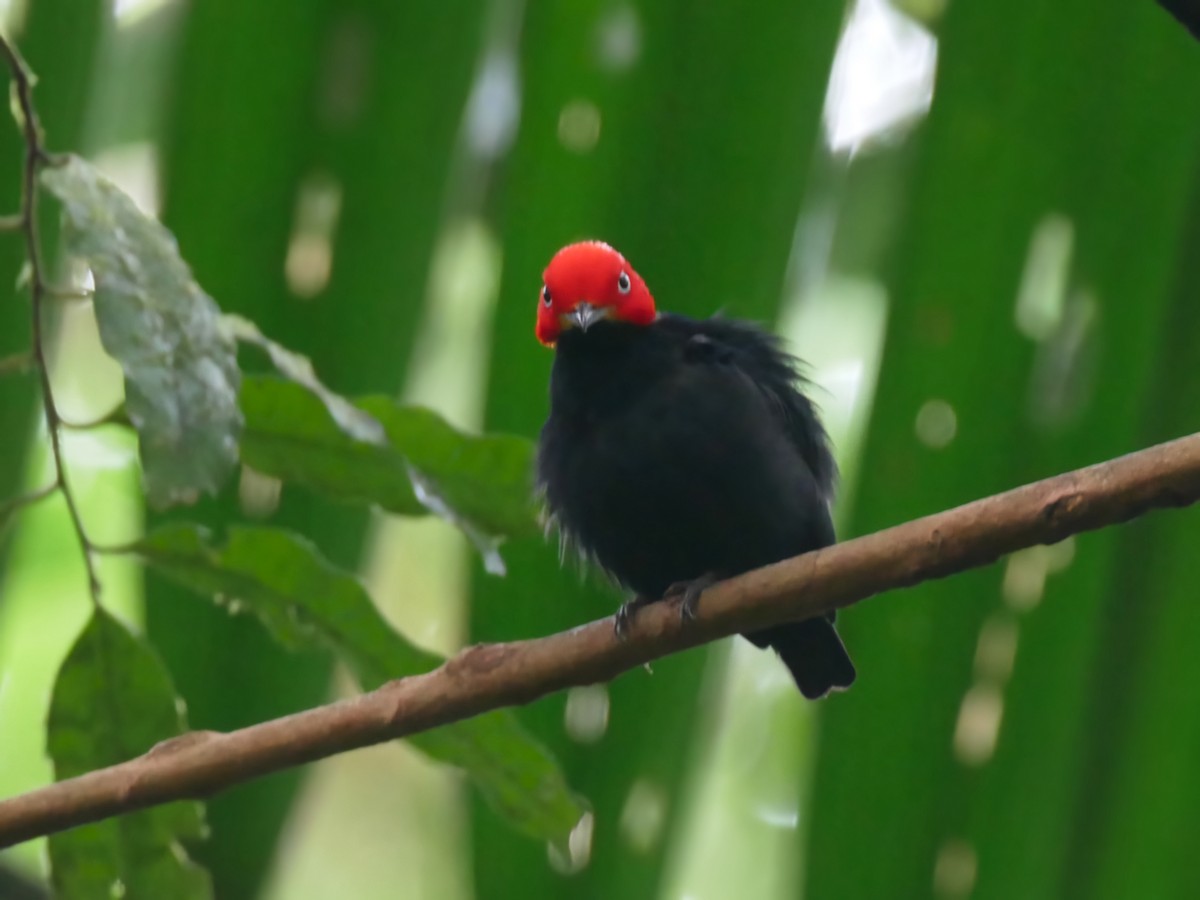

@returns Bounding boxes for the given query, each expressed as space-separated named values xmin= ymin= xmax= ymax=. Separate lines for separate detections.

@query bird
xmin=534 ymin=240 xmax=855 ymax=699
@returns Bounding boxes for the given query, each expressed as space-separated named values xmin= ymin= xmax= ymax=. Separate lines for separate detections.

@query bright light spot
xmin=0 ymin=0 xmax=21 ymax=34
xmin=285 ymin=172 xmax=343 ymax=299
xmin=824 ymin=0 xmax=938 ymax=155
xmin=400 ymin=217 xmax=503 ymax=435
xmin=974 ymin=615 xmax=1018 ymax=683
xmin=548 ymin=811 xmax=594 ymax=874
xmin=1002 ymin=540 xmax=1075 ymax=613
xmin=285 ymin=235 xmax=334 ymax=298
xmin=915 ymin=398 xmax=957 ymax=448
xmin=1003 ymin=551 xmax=1045 ymax=610
xmin=1003 ymin=547 xmax=1047 ymax=611
xmin=114 ymin=0 xmax=173 ymax=27
xmin=933 ymin=838 xmax=977 ymax=898
xmin=558 ymin=99 xmax=602 ymax=153
xmin=1015 ymin=213 xmax=1074 ymax=341
xmin=168 ymin=839 xmax=191 ymax=863
xmin=820 ymin=359 xmax=866 ymax=420
xmin=595 ymin=4 xmax=641 ymax=72
xmin=1028 ymin=289 xmax=1098 ymax=426
xmin=426 ymin=219 xmax=502 ymax=327
xmin=1046 ymin=536 xmax=1075 ymax=573
xmin=564 ymin=684 xmax=610 ymax=743
xmin=62 ymin=429 xmax=137 ymax=473
xmin=109 ymin=878 xmax=127 ymax=899
xmin=91 ymin=143 xmax=161 ymax=216
xmin=620 ymin=779 xmax=668 ymax=854
xmin=466 ymin=49 xmax=520 ymax=159
xmin=778 ymin=274 xmax=890 ymax=471
xmin=754 ymin=802 xmax=800 ymax=829
xmin=238 ymin=465 xmax=282 ymax=520
xmin=752 ymin=649 xmax=804 ymax=695
xmin=953 ymin=683 xmax=1004 ymax=766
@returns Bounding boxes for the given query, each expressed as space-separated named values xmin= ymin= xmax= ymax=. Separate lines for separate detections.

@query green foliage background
xmin=1 ymin=1 xmax=1198 ymax=898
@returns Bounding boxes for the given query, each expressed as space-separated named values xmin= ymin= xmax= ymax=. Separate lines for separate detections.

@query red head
xmin=536 ymin=241 xmax=657 ymax=346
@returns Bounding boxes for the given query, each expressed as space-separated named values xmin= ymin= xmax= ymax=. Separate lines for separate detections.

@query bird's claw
xmin=615 ymin=574 xmax=719 ymax=637
xmin=663 ymin=573 xmax=718 ymax=625
xmin=614 ymin=596 xmax=651 ymax=640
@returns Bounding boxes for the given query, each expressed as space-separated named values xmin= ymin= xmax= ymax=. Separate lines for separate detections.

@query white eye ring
xmin=542 ymin=285 xmax=552 ymax=306
xmin=617 ymin=271 xmax=631 ymax=294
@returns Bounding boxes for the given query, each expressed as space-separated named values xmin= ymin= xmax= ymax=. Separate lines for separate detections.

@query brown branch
xmin=2 ymin=431 xmax=1200 ymax=848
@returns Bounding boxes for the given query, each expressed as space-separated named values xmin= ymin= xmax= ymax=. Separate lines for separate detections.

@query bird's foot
xmin=663 ymin=573 xmax=719 ymax=624
xmin=614 ymin=595 xmax=653 ymax=640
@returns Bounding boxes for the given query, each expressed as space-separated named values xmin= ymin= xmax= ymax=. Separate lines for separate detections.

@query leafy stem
xmin=0 ymin=35 xmax=102 ymax=604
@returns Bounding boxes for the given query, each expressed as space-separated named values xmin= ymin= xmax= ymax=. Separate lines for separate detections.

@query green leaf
xmin=238 ymin=375 xmax=538 ymax=573
xmin=46 ymin=608 xmax=211 ymax=900
xmin=224 ymin=314 xmax=385 ymax=445
xmin=40 ymin=156 xmax=242 ymax=509
xmin=358 ymin=394 xmax=538 ymax=542
xmin=237 ymin=376 xmax=415 ymax=517
xmin=130 ymin=523 xmax=586 ymax=848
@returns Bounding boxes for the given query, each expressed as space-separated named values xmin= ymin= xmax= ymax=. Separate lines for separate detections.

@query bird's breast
xmin=540 ymin=365 xmax=825 ymax=597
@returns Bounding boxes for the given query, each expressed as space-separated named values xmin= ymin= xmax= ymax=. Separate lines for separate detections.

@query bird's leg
xmin=614 ymin=595 xmax=653 ymax=640
xmin=663 ymin=572 xmax=719 ymax=624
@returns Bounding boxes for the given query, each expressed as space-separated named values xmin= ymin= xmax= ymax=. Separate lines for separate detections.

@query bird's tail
xmin=747 ymin=618 xmax=856 ymax=700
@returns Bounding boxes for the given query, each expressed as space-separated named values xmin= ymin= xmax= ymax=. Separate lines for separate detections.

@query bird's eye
xmin=542 ymin=285 xmax=552 ymax=307
xmin=617 ymin=271 xmax=631 ymax=294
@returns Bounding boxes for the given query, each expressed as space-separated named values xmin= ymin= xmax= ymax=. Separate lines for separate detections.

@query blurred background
xmin=1 ymin=0 xmax=1198 ymax=898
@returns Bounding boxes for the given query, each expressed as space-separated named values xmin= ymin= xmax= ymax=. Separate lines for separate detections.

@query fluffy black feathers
xmin=537 ymin=314 xmax=855 ymax=699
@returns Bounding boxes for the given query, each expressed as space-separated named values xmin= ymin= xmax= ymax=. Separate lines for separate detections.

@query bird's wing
xmin=657 ymin=313 xmax=838 ymax=501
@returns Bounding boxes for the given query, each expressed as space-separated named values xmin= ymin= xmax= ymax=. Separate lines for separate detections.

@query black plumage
xmin=537 ymin=312 xmax=855 ymax=699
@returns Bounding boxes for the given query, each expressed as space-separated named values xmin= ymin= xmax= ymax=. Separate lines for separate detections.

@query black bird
xmin=534 ymin=241 xmax=855 ymax=699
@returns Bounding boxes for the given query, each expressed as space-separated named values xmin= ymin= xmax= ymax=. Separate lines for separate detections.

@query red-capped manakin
xmin=534 ymin=241 xmax=855 ymax=699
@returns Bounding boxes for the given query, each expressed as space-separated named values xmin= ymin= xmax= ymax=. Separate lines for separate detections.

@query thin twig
xmin=0 ymin=35 xmax=102 ymax=603
xmin=1 ymin=430 xmax=1198 ymax=848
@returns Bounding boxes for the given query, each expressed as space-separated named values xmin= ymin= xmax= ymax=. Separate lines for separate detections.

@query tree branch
xmin=0 ymin=33 xmax=103 ymax=603
xmin=2 ymin=431 xmax=1199 ymax=848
